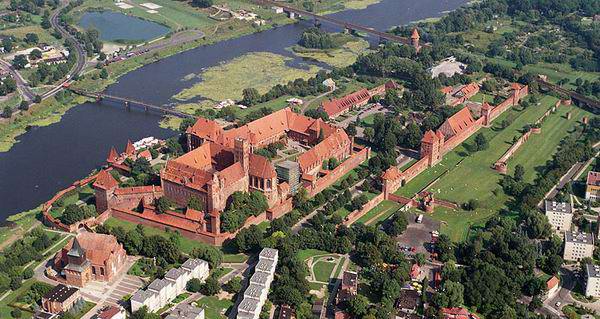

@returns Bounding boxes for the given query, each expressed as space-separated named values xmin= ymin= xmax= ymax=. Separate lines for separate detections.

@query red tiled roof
xmin=186 ymin=117 xmax=225 ymax=144
xmin=411 ymin=28 xmax=420 ymax=39
xmin=511 ymin=83 xmax=523 ymax=90
xmin=458 ymin=83 xmax=479 ymax=96
xmin=382 ymin=166 xmax=402 ymax=180
xmin=444 ymin=107 xmax=476 ymax=136
xmin=139 ymin=149 xmax=152 ymax=160
xmin=249 ymin=153 xmax=277 ymax=179
xmin=587 ymin=171 xmax=600 ymax=186
xmin=114 ymin=185 xmax=161 ymax=196
xmin=441 ymin=86 xmax=453 ymax=94
xmin=107 ymin=147 xmax=118 ymax=163
xmin=63 ymin=233 xmax=122 ymax=266
xmin=422 ymin=130 xmax=439 ymax=144
xmin=321 ymin=89 xmax=370 ymax=118
xmin=297 ymin=129 xmax=350 ymax=172
xmin=184 ymin=207 xmax=204 ymax=221
xmin=125 ymin=140 xmax=135 ymax=156
xmin=218 ymin=162 xmax=245 ymax=187
xmin=98 ymin=306 xmax=122 ymax=319
xmin=94 ymin=170 xmax=118 ymax=190
xmin=547 ymin=276 xmax=559 ymax=290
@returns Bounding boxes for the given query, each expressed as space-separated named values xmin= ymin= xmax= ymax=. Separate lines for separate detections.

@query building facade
xmin=237 ymin=248 xmax=278 ymax=319
xmin=586 ymin=171 xmax=600 ymax=201
xmin=544 ymin=200 xmax=573 ymax=232
xmin=564 ymin=231 xmax=595 ymax=261
xmin=53 ymin=233 xmax=127 ymax=287
xmin=586 ymin=263 xmax=600 ymax=297
xmin=41 ymin=284 xmax=81 ymax=314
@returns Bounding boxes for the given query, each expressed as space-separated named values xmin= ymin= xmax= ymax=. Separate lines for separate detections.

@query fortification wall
xmin=343 ymin=193 xmax=384 ymax=226
xmin=308 ymin=147 xmax=370 ymax=197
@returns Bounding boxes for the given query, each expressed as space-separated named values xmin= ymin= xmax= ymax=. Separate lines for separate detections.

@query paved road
xmin=541 ymin=266 xmax=576 ymax=318
xmin=0 ymin=59 xmax=34 ymax=101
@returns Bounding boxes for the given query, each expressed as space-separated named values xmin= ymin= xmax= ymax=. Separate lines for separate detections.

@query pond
xmin=79 ymin=11 xmax=170 ymax=42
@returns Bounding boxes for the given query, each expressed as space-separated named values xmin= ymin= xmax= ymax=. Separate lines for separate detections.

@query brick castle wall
xmin=343 ymin=193 xmax=385 ymax=226
xmin=308 ymin=147 xmax=370 ymax=197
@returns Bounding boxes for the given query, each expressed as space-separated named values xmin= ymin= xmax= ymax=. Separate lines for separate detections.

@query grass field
xmin=393 ymin=95 xmax=592 ymax=241
xmin=291 ymin=39 xmax=370 ymax=68
xmin=354 ymin=200 xmax=399 ymax=225
xmin=313 ymin=260 xmax=337 ymax=282
xmin=297 ymin=249 xmax=330 ymax=262
xmin=194 ymin=296 xmax=233 ymax=319
xmin=173 ymin=52 xmax=321 ymax=102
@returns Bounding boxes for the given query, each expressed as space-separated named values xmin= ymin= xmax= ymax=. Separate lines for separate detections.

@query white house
xmin=236 ymin=248 xmax=278 ymax=319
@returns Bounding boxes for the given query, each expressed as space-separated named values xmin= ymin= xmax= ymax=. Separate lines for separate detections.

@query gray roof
xmin=250 ymin=272 xmax=270 ymax=286
xmin=276 ymin=160 xmax=299 ymax=170
xmin=165 ymin=303 xmax=204 ymax=319
xmin=244 ymin=284 xmax=266 ymax=300
xmin=67 ymin=238 xmax=85 ymax=258
xmin=182 ymin=258 xmax=209 ymax=271
xmin=64 ymin=260 xmax=91 ymax=273
xmin=259 ymin=248 xmax=278 ymax=261
xmin=131 ymin=289 xmax=154 ymax=303
xmin=238 ymin=297 xmax=261 ymax=314
xmin=586 ymin=263 xmax=600 ymax=278
xmin=566 ymin=231 xmax=594 ymax=245
xmin=165 ymin=268 xmax=187 ymax=281
xmin=545 ymin=200 xmax=572 ymax=214
xmin=255 ymin=259 xmax=276 ymax=274
xmin=148 ymin=278 xmax=170 ymax=292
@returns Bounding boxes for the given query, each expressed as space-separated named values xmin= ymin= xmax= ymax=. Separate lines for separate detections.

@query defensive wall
xmin=306 ymin=147 xmax=370 ymax=197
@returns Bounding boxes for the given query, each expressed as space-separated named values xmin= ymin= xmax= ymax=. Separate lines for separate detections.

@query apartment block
xmin=544 ymin=200 xmax=573 ymax=232
xmin=564 ymin=231 xmax=595 ymax=261
xmin=237 ymin=248 xmax=279 ymax=319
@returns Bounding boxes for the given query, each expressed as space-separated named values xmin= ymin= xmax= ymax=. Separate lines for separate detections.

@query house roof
xmin=93 ymin=170 xmax=118 ymax=190
xmin=587 ymin=171 xmax=600 ymax=186
xmin=125 ymin=140 xmax=135 ymax=155
xmin=43 ymin=284 xmax=79 ymax=303
xmin=98 ymin=306 xmax=123 ymax=319
xmin=249 ymin=154 xmax=277 ymax=179
xmin=443 ymin=107 xmax=476 ymax=137
xmin=382 ymin=166 xmax=402 ymax=180
xmin=186 ymin=117 xmax=225 ymax=144
xmin=411 ymin=28 xmax=420 ymax=39
xmin=457 ymin=83 xmax=479 ymax=96
xmin=297 ymin=129 xmax=350 ymax=172
xmin=62 ymin=232 xmax=122 ymax=267
xmin=321 ymin=88 xmax=370 ymax=117
xmin=547 ymin=276 xmax=559 ymax=290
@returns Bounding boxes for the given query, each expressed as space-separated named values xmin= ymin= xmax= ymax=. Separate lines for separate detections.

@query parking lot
xmin=396 ymin=213 xmax=440 ymax=257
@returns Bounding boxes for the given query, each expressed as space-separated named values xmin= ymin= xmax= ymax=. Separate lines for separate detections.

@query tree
xmin=24 ymin=33 xmax=39 ymax=44
xmin=474 ymin=133 xmax=488 ymax=151
xmin=191 ymin=0 xmax=213 ymax=7
xmin=1 ymin=106 xmax=12 ymax=118
xmin=2 ymin=38 xmax=13 ymax=52
xmin=364 ymin=127 xmax=375 ymax=142
xmin=12 ymin=55 xmax=28 ymax=69
xmin=415 ymin=253 xmax=426 ymax=266
xmin=386 ymin=211 xmax=408 ymax=236
xmin=437 ymin=280 xmax=464 ymax=308
xmin=131 ymin=306 xmax=161 ymax=319
xmin=100 ymin=68 xmax=109 ymax=79
xmin=201 ymin=276 xmax=220 ymax=295
xmin=29 ymin=49 xmax=42 ymax=59
xmin=11 ymin=308 xmax=22 ymax=318
xmin=191 ymin=245 xmax=222 ymax=269
xmin=242 ymin=88 xmax=260 ymax=106
xmin=346 ymin=123 xmax=357 ymax=136
xmin=223 ymin=276 xmax=242 ymax=293
xmin=186 ymin=278 xmax=203 ymax=292
xmin=19 ymin=100 xmax=29 ymax=111
xmin=187 ymin=196 xmax=203 ymax=211
xmin=514 ymin=164 xmax=525 ymax=182
xmin=155 ymin=197 xmax=173 ymax=214
xmin=348 ymin=294 xmax=369 ymax=317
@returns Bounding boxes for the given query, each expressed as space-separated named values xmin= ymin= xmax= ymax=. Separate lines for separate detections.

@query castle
xmin=93 ymin=107 xmax=361 ymax=245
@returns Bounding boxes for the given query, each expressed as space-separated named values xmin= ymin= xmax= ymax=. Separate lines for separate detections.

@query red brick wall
xmin=308 ymin=147 xmax=370 ymax=197
xmin=343 ymin=193 xmax=384 ymax=226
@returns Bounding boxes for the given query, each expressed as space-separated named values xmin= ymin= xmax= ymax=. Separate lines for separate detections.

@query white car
xmin=555 ymin=301 xmax=561 ymax=307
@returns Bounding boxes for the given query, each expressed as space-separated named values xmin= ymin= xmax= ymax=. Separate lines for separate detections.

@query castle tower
xmin=125 ymin=139 xmax=135 ymax=157
xmin=234 ymin=138 xmax=250 ymax=173
xmin=421 ymin=130 xmax=441 ymax=167
xmin=481 ymin=102 xmax=492 ymax=126
xmin=208 ymin=210 xmax=220 ymax=235
xmin=411 ymin=28 xmax=421 ymax=52
xmin=93 ymin=170 xmax=119 ymax=213
xmin=107 ymin=147 xmax=118 ymax=163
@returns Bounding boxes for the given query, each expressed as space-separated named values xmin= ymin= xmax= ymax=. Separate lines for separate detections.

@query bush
xmin=186 ymin=278 xmax=203 ymax=293
xmin=10 ymin=308 xmax=22 ymax=318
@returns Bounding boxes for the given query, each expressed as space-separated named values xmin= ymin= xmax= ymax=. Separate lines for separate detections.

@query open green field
xmin=173 ymin=52 xmax=321 ymax=102
xmin=354 ymin=200 xmax=399 ymax=225
xmin=393 ymin=95 xmax=592 ymax=241
xmin=291 ymin=38 xmax=371 ymax=68
xmin=297 ymin=249 xmax=330 ymax=262
xmin=313 ymin=260 xmax=337 ymax=282
xmin=194 ymin=296 xmax=233 ymax=319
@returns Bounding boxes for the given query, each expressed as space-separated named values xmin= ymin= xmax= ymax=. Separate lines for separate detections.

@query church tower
xmin=411 ymin=28 xmax=421 ymax=53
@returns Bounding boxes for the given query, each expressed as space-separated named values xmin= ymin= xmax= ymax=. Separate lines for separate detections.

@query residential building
xmin=237 ymin=248 xmax=279 ymax=319
xmin=395 ymin=289 xmax=420 ymax=314
xmin=545 ymin=276 xmax=560 ymax=299
xmin=336 ymin=271 xmax=358 ymax=304
xmin=312 ymin=299 xmax=325 ymax=319
xmin=131 ymin=259 xmax=209 ymax=312
xmin=165 ymin=303 xmax=205 ymax=319
xmin=53 ymin=232 xmax=127 ymax=287
xmin=586 ymin=171 xmax=600 ymax=201
xmin=441 ymin=307 xmax=480 ymax=319
xmin=585 ymin=263 xmax=600 ymax=297
xmin=564 ymin=231 xmax=595 ymax=261
xmin=544 ymin=200 xmax=573 ymax=232
xmin=278 ymin=305 xmax=294 ymax=319
xmin=98 ymin=306 xmax=126 ymax=319
xmin=41 ymin=284 xmax=81 ymax=314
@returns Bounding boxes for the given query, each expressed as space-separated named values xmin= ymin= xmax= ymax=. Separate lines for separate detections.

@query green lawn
xmin=420 ymin=206 xmax=494 ymax=242
xmin=353 ymin=200 xmax=400 ymax=225
xmin=297 ymin=249 xmax=330 ymax=262
xmin=313 ymin=260 xmax=337 ymax=283
xmin=194 ymin=296 xmax=233 ymax=319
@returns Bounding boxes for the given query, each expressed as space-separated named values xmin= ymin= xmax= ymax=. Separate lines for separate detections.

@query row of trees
xmin=298 ymin=27 xmax=336 ymax=49
xmin=220 ymin=191 xmax=269 ymax=233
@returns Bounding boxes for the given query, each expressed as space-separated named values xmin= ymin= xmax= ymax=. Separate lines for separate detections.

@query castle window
xmin=100 ymin=267 xmax=105 ymax=276
xmin=92 ymin=267 xmax=96 ymax=275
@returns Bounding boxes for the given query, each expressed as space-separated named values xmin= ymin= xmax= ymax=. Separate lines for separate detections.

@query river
xmin=0 ymin=0 xmax=468 ymax=221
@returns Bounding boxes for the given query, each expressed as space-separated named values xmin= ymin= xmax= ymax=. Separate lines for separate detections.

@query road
xmin=541 ymin=266 xmax=576 ymax=318
xmin=0 ymin=58 xmax=34 ymax=101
